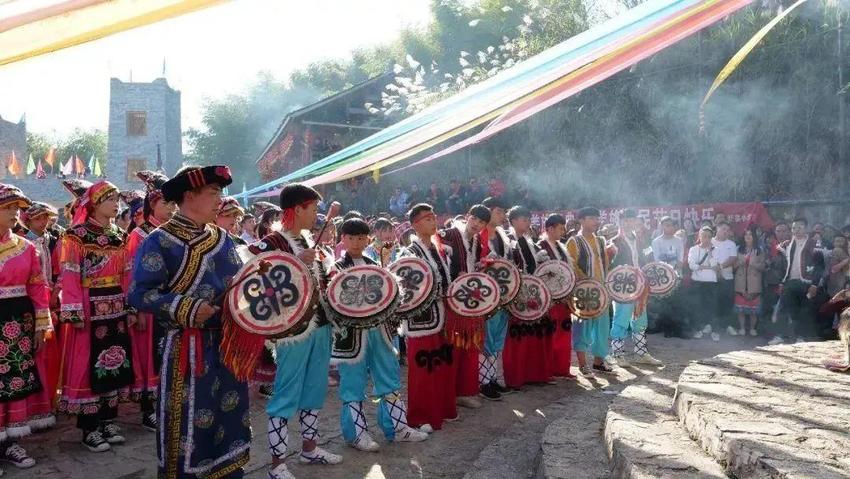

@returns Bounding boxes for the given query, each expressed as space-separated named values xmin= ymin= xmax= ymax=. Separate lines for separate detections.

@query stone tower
xmin=107 ymin=78 xmax=182 ymax=190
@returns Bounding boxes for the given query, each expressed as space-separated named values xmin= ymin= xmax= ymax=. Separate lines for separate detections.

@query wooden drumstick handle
xmin=315 ymin=201 xmax=341 ymax=252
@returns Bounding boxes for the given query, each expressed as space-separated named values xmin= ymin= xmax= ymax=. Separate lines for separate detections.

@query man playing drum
xmin=609 ymin=209 xmax=663 ymax=367
xmin=538 ymin=214 xmax=575 ymax=379
xmin=332 ymin=218 xmax=428 ymax=452
xmin=503 ymin=206 xmax=555 ymax=387
xmin=248 ymin=183 xmax=342 ymax=479
xmin=403 ymin=203 xmax=458 ymax=431
xmin=565 ymin=207 xmax=617 ymax=378
xmin=479 ymin=197 xmax=514 ymax=394
xmin=438 ymin=205 xmax=494 ymax=405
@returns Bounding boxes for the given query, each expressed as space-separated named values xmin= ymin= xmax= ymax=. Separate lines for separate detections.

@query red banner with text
xmin=527 ymin=202 xmax=774 ymax=236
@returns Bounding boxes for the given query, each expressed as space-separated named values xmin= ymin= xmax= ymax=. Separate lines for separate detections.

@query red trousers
xmin=549 ymin=303 xmax=573 ymax=377
xmin=406 ymin=334 xmax=457 ymax=430
xmin=454 ymin=346 xmax=480 ymax=397
xmin=503 ymin=316 xmax=555 ymax=387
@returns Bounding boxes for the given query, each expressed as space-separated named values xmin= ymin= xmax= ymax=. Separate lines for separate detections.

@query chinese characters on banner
xmin=527 ymin=202 xmax=775 ymax=236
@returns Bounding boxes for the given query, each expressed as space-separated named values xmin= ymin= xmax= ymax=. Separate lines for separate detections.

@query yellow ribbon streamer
xmin=701 ymin=0 xmax=810 ymax=108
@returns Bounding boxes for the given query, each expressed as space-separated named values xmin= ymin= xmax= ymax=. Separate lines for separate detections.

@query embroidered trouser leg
xmin=267 ymin=416 xmax=288 ymax=459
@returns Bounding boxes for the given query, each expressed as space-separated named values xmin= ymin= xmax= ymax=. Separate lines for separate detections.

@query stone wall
xmin=0 ymin=116 xmax=26 ymax=172
xmin=106 ymin=77 xmax=182 ymax=192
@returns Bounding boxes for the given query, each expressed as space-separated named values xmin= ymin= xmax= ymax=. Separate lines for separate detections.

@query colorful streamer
xmin=0 ymin=0 xmax=229 ymax=66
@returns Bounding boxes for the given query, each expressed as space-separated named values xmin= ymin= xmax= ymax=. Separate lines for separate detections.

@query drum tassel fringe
xmin=220 ymin=305 xmax=266 ymax=382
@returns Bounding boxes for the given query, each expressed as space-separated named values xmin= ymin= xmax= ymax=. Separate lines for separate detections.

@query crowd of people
xmin=0 ymin=167 xmax=843 ymax=479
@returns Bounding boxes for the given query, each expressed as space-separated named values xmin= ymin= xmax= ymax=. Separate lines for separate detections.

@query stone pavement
xmin=6 ymin=334 xmax=788 ymax=479
xmin=674 ymin=341 xmax=850 ymax=478
xmin=542 ymin=334 xmax=763 ymax=479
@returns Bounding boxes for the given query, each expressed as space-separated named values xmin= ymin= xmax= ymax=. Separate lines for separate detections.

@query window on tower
xmin=127 ymin=111 xmax=147 ymax=136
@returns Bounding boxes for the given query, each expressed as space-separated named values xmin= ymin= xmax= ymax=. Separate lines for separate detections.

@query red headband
xmin=412 ymin=210 xmax=436 ymax=225
xmin=281 ymin=200 xmax=317 ymax=229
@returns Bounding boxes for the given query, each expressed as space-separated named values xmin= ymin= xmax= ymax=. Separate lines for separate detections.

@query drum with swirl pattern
xmin=534 ymin=260 xmax=575 ymax=302
xmin=481 ymin=258 xmax=522 ymax=306
xmin=605 ymin=265 xmax=646 ymax=303
xmin=641 ymin=261 xmax=680 ymax=298
xmin=446 ymin=272 xmax=501 ymax=317
xmin=568 ymin=279 xmax=610 ymax=319
xmin=388 ymin=257 xmax=438 ymax=319
xmin=226 ymin=251 xmax=317 ymax=340
xmin=507 ymin=274 xmax=553 ymax=322
xmin=325 ymin=264 xmax=402 ymax=329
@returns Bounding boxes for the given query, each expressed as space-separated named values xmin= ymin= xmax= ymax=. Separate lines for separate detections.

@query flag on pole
xmin=44 ymin=147 xmax=55 ymax=170
xmin=61 ymin=156 xmax=74 ymax=176
xmin=74 ymin=155 xmax=86 ymax=176
xmin=36 ymin=160 xmax=46 ymax=179
xmin=88 ymin=155 xmax=95 ymax=171
xmin=26 ymin=154 xmax=35 ymax=175
xmin=93 ymin=157 xmax=102 ymax=177
xmin=7 ymin=151 xmax=22 ymax=178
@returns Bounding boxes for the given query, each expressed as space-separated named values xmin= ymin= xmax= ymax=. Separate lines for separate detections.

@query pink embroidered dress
xmin=58 ymin=218 xmax=133 ymax=416
xmin=124 ymin=217 xmax=161 ymax=401
xmin=0 ymin=229 xmax=52 ymax=440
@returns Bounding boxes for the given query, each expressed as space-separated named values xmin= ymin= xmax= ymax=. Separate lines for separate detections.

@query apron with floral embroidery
xmin=0 ymin=296 xmax=42 ymax=402
xmin=88 ymin=285 xmax=133 ymax=393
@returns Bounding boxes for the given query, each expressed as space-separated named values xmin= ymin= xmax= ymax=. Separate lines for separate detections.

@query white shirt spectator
xmin=652 ymin=235 xmax=684 ymax=267
xmin=688 ymin=245 xmax=719 ymax=282
xmin=712 ymin=237 xmax=737 ymax=280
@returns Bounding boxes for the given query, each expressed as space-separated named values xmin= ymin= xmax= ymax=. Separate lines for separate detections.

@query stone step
xmin=604 ymin=364 xmax=727 ymax=478
xmin=673 ymin=342 xmax=850 ymax=478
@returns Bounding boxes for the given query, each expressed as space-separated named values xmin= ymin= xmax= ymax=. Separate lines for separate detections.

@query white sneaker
xmin=2 ymin=444 xmax=34 ymax=468
xmin=579 ymin=366 xmax=594 ymax=378
xmin=768 ymin=335 xmax=784 ymax=345
xmin=395 ymin=426 xmax=429 ymax=442
xmin=711 ymin=332 xmax=720 ymax=342
xmin=726 ymin=326 xmax=738 ymax=336
xmin=268 ymin=463 xmax=296 ymax=479
xmin=351 ymin=432 xmax=380 ymax=452
xmin=456 ymin=396 xmax=482 ymax=409
xmin=299 ymin=446 xmax=343 ymax=465
xmin=702 ymin=325 xmax=713 ymax=334
xmin=749 ymin=328 xmax=758 ymax=337
xmin=693 ymin=331 xmax=704 ymax=339
xmin=737 ymin=327 xmax=746 ymax=336
xmin=615 ymin=357 xmax=631 ymax=367
xmin=418 ymin=424 xmax=434 ymax=434
xmin=635 ymin=354 xmax=663 ymax=366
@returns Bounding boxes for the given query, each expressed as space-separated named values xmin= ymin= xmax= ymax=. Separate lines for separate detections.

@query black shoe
xmin=258 ymin=384 xmax=274 ymax=399
xmin=478 ymin=383 xmax=502 ymax=401
xmin=492 ymin=382 xmax=513 ymax=395
xmin=142 ymin=412 xmax=157 ymax=432
xmin=100 ymin=422 xmax=125 ymax=444
xmin=592 ymin=363 xmax=615 ymax=374
xmin=82 ymin=431 xmax=111 ymax=452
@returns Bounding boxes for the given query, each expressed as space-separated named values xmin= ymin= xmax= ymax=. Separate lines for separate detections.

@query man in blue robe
xmin=129 ymin=165 xmax=251 ymax=479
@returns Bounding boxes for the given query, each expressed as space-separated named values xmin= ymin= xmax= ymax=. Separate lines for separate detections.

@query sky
xmin=0 ymin=0 xmax=432 ymax=135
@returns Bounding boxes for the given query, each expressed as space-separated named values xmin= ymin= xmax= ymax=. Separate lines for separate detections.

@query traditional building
xmin=107 ymin=77 xmax=182 ymax=189
xmin=256 ymin=73 xmax=393 ymax=181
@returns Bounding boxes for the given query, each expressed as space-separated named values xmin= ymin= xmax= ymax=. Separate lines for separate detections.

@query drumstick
xmin=315 ymin=202 xmax=341 ymax=251
xmin=380 ymin=242 xmax=393 ymax=267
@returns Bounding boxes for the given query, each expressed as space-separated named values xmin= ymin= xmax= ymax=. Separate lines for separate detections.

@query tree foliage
xmin=27 ymin=128 xmax=107 ymax=170
xmin=188 ymin=0 xmax=850 ymax=206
